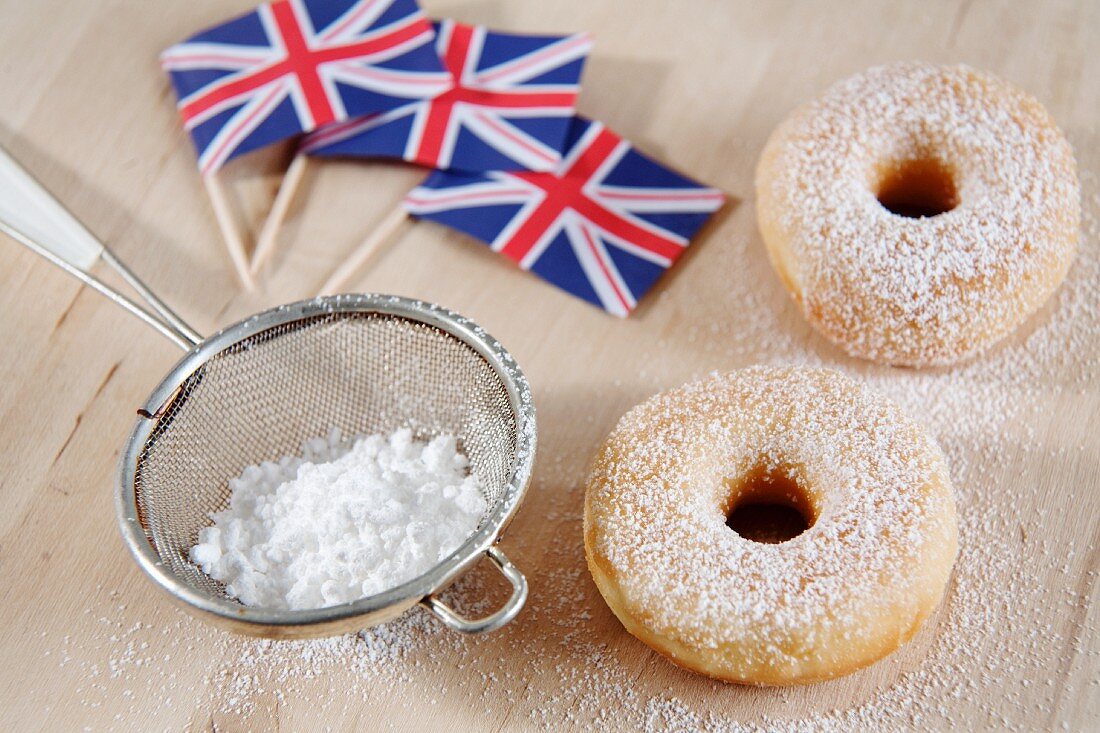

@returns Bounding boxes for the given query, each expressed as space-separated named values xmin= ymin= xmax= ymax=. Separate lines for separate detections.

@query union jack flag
xmin=301 ymin=20 xmax=592 ymax=172
xmin=404 ymin=117 xmax=725 ymax=316
xmin=161 ymin=0 xmax=451 ymax=175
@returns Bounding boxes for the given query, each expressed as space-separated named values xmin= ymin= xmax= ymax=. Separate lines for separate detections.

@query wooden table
xmin=1 ymin=1 xmax=1097 ymax=730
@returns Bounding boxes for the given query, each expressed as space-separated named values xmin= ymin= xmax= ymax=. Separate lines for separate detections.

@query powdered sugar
xmin=189 ymin=428 xmax=487 ymax=610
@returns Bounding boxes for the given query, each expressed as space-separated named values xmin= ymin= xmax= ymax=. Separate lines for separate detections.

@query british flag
xmin=301 ymin=20 xmax=592 ymax=173
xmin=161 ymin=0 xmax=451 ymax=175
xmin=404 ymin=117 xmax=725 ymax=316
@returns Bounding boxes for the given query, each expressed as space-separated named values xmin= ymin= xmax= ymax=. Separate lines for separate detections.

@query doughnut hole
xmin=724 ymin=465 xmax=816 ymax=544
xmin=875 ymin=158 xmax=959 ymax=219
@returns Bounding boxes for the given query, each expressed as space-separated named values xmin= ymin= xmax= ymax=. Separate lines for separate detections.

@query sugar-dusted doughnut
xmin=755 ymin=63 xmax=1079 ymax=367
xmin=583 ymin=367 xmax=957 ymax=685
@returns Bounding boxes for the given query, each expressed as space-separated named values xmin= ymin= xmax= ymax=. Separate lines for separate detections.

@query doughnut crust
xmin=583 ymin=367 xmax=957 ymax=685
xmin=755 ymin=63 xmax=1080 ymax=367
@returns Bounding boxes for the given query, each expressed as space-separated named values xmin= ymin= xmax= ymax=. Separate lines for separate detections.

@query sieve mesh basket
xmin=118 ymin=296 xmax=536 ymax=638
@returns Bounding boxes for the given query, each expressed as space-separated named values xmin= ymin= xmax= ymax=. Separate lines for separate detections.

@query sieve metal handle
xmin=0 ymin=145 xmax=201 ymax=350
xmin=421 ymin=545 xmax=527 ymax=634
xmin=0 ymin=145 xmax=104 ymax=271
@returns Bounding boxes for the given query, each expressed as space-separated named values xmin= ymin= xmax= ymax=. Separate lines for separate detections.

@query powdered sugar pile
xmin=189 ymin=428 xmax=487 ymax=610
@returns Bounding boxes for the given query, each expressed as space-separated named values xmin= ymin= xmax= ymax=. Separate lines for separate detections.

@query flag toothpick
xmin=404 ymin=117 xmax=725 ymax=316
xmin=307 ymin=20 xmax=593 ymax=291
xmin=161 ymin=0 xmax=451 ymax=289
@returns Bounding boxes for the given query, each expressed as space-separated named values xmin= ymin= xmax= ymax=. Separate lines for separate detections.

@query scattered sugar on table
xmin=189 ymin=428 xmax=487 ymax=610
xmin=66 ymin=168 xmax=1100 ymax=733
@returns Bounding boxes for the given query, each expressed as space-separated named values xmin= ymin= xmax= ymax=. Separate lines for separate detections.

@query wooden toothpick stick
xmin=250 ymin=153 xmax=308 ymax=275
xmin=317 ymin=206 xmax=409 ymax=295
xmin=202 ymin=174 xmax=255 ymax=291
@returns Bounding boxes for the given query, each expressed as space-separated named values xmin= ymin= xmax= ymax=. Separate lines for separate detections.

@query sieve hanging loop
xmin=421 ymin=545 xmax=528 ymax=634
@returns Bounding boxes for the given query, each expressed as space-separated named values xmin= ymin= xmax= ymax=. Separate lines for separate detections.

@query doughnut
xmin=583 ymin=367 xmax=957 ymax=685
xmin=755 ymin=63 xmax=1080 ymax=367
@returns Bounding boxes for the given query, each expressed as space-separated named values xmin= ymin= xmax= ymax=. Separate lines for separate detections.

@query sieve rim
xmin=115 ymin=294 xmax=536 ymax=635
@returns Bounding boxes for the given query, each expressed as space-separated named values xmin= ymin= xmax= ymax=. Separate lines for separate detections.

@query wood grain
xmin=0 ymin=1 xmax=1097 ymax=731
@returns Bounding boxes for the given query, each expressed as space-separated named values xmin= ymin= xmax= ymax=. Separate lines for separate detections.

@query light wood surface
xmin=1 ymin=1 xmax=1097 ymax=731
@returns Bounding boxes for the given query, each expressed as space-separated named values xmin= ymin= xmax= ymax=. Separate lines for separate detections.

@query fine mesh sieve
xmin=0 ymin=146 xmax=536 ymax=638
